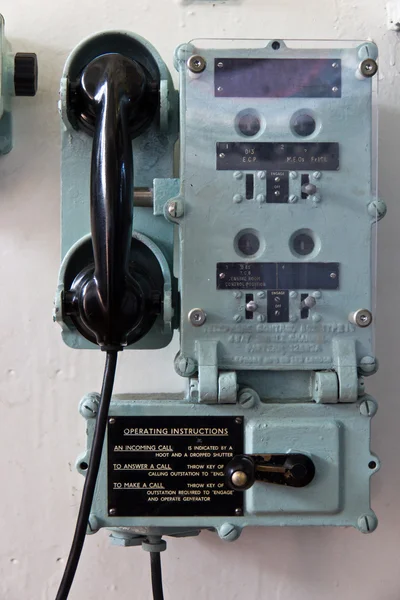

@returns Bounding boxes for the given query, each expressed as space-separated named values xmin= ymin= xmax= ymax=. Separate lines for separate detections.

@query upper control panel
xmin=174 ymin=39 xmax=380 ymax=374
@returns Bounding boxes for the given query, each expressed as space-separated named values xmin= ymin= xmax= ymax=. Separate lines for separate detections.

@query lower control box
xmin=78 ymin=394 xmax=379 ymax=539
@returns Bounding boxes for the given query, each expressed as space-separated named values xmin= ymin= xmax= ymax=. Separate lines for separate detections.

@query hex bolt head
xmin=357 ymin=514 xmax=378 ymax=534
xmin=218 ymin=523 xmax=241 ymax=542
xmin=79 ymin=393 xmax=100 ymax=419
xmin=187 ymin=54 xmax=206 ymax=73
xmin=359 ymin=398 xmax=378 ymax=417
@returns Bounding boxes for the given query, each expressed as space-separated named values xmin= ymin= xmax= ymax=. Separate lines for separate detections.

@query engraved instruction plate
xmin=107 ymin=416 xmax=244 ymax=517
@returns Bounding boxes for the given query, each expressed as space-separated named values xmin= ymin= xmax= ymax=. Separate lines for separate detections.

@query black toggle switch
xmin=225 ymin=453 xmax=315 ymax=490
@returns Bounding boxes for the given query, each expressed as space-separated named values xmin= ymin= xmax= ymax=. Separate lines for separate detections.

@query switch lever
xmin=225 ymin=453 xmax=315 ymax=490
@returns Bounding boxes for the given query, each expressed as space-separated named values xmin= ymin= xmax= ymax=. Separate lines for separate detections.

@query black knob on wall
xmin=14 ymin=52 xmax=38 ymax=96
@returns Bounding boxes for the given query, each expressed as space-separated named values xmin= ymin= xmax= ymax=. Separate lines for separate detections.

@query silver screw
xmin=274 ymin=190 xmax=280 ymax=197
xmin=233 ymin=171 xmax=243 ymax=180
xmin=233 ymin=291 xmax=242 ymax=299
xmin=109 ymin=508 xmax=117 ymax=516
xmin=332 ymin=62 xmax=339 ymax=68
xmin=109 ymin=418 xmax=116 ymax=425
xmin=288 ymin=194 xmax=298 ymax=204
xmin=257 ymin=171 xmax=266 ymax=180
xmin=233 ymin=314 xmax=242 ymax=323
xmin=233 ymin=194 xmax=243 ymax=204
xmin=257 ymin=291 xmax=266 ymax=299
xmin=313 ymin=291 xmax=322 ymax=299
xmin=332 ymin=86 xmax=339 ymax=92
xmin=187 ymin=55 xmax=206 ymax=73
xmin=349 ymin=309 xmax=373 ymax=328
xmin=257 ymin=314 xmax=266 ymax=322
xmin=289 ymin=171 xmax=298 ymax=180
xmin=289 ymin=291 xmax=298 ymax=299
xmin=235 ymin=417 xmax=243 ymax=424
xmin=219 ymin=152 xmax=225 ymax=158
xmin=219 ymin=272 xmax=226 ymax=279
xmin=188 ymin=308 xmax=207 ymax=327
xmin=256 ymin=194 xmax=266 ymax=203
xmin=235 ymin=508 xmax=243 ymax=516
xmin=330 ymin=272 xmax=337 ymax=279
xmin=359 ymin=58 xmax=378 ymax=78
xmin=274 ymin=176 xmax=281 ymax=182
xmin=313 ymin=171 xmax=322 ymax=180
xmin=217 ymin=61 xmax=224 ymax=68
xmin=217 ymin=86 xmax=223 ymax=92
xmin=167 ymin=200 xmax=183 ymax=218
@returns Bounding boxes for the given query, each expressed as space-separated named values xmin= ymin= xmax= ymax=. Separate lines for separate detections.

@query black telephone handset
xmin=68 ymin=52 xmax=159 ymax=350
xmin=56 ymin=52 xmax=163 ymax=600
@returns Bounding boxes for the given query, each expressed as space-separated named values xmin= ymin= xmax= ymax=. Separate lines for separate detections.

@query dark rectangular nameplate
xmin=108 ymin=416 xmax=244 ymax=517
xmin=217 ymin=262 xmax=339 ymax=290
xmin=267 ymin=290 xmax=289 ymax=322
xmin=217 ymin=142 xmax=339 ymax=171
xmin=215 ymin=58 xmax=341 ymax=98
xmin=267 ymin=171 xmax=289 ymax=203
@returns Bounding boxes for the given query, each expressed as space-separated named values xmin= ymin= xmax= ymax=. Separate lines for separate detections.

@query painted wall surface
xmin=0 ymin=0 xmax=399 ymax=598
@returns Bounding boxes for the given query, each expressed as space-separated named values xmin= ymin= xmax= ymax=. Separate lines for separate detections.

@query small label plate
xmin=217 ymin=262 xmax=340 ymax=290
xmin=217 ymin=142 xmax=339 ymax=171
xmin=107 ymin=416 xmax=244 ymax=517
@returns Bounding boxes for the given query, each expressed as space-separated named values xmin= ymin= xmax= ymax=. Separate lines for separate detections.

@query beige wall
xmin=0 ymin=1 xmax=398 ymax=598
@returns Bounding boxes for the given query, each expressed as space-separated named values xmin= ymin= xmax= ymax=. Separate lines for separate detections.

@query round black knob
xmin=14 ymin=53 xmax=38 ymax=97
xmin=225 ymin=455 xmax=256 ymax=491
